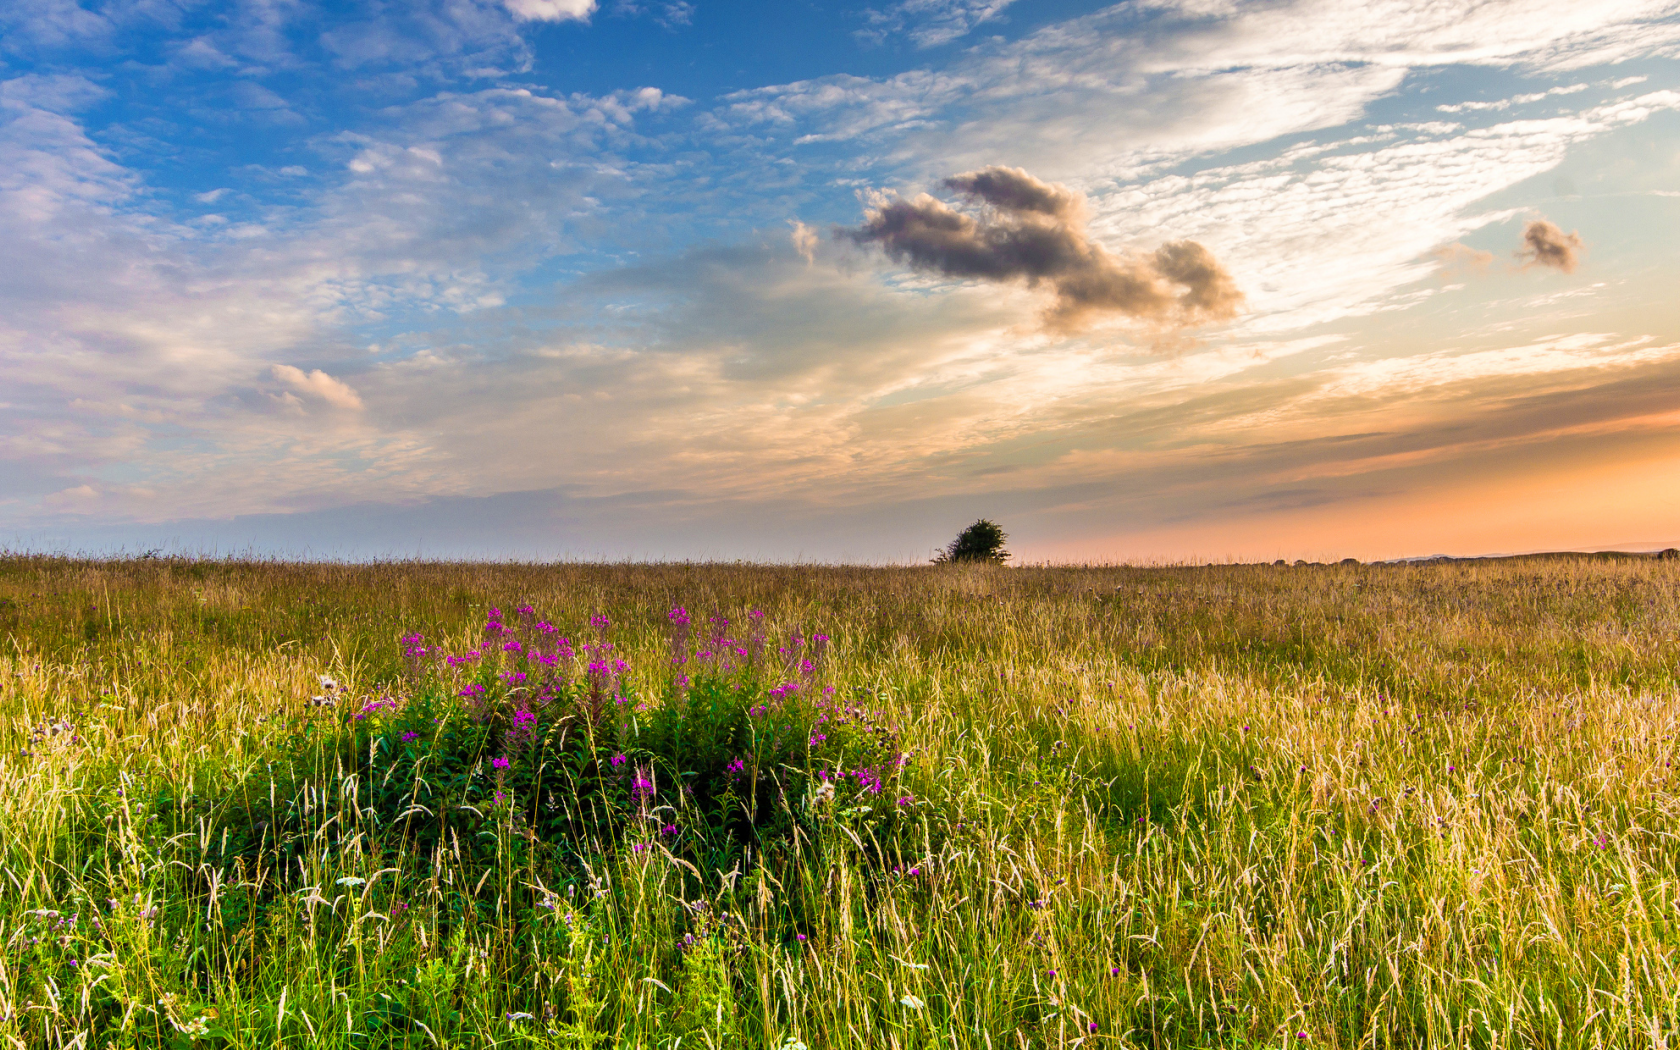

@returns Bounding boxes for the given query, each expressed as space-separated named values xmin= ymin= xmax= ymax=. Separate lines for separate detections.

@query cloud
xmin=0 ymin=74 xmax=110 ymax=114
xmin=720 ymin=0 xmax=1680 ymax=182
xmin=1519 ymin=218 xmax=1584 ymax=272
xmin=271 ymin=365 xmax=365 ymax=409
xmin=610 ymin=0 xmax=695 ymax=27
xmin=847 ymin=165 xmax=1242 ymax=331
xmin=790 ymin=220 xmax=819 ymax=264
xmin=1431 ymin=242 xmax=1495 ymax=276
xmin=860 ymin=0 xmax=1019 ymax=49
xmin=1436 ymin=83 xmax=1589 ymax=113
xmin=503 ymin=0 xmax=598 ymax=22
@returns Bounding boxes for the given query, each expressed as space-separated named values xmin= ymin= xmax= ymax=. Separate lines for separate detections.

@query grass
xmin=2 ymin=553 xmax=1680 ymax=1048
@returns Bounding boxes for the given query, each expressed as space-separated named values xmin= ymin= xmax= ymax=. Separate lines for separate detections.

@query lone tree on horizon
xmin=935 ymin=519 xmax=1011 ymax=564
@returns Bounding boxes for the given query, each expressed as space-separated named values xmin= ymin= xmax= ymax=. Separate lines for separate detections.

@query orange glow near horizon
xmin=1034 ymin=437 xmax=1680 ymax=564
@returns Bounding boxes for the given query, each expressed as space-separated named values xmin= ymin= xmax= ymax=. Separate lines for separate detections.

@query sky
xmin=3 ymin=0 xmax=1680 ymax=563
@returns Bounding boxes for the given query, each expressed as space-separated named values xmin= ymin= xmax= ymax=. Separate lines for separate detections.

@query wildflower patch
xmin=215 ymin=606 xmax=911 ymax=889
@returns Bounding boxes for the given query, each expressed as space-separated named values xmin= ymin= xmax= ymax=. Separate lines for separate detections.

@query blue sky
xmin=4 ymin=0 xmax=1680 ymax=561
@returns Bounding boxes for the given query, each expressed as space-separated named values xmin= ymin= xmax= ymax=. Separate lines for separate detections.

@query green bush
xmin=934 ymin=519 xmax=1011 ymax=563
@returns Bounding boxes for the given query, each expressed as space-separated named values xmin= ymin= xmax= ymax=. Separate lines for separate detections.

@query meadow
xmin=2 ymin=553 xmax=1679 ymax=1049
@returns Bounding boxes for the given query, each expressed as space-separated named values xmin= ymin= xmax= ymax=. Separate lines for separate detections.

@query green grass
xmin=3 ymin=553 xmax=1680 ymax=1048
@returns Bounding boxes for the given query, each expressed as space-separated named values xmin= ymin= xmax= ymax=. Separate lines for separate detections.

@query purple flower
xmin=1088 ymin=1022 xmax=1098 ymax=1033
xmin=668 ymin=606 xmax=690 ymax=627
xmin=610 ymin=753 xmax=627 ymax=768
xmin=492 ymin=755 xmax=510 ymax=770
xmin=401 ymin=731 xmax=419 ymax=743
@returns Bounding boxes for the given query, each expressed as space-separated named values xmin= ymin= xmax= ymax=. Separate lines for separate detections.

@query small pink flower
xmin=492 ymin=755 xmax=510 ymax=770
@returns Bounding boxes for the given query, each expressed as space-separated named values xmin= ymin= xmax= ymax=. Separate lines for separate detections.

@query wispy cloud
xmin=859 ymin=0 xmax=1018 ymax=49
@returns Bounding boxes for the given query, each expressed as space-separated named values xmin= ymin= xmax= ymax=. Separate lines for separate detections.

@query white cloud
xmin=503 ymin=0 xmax=598 ymax=22
xmin=0 ymin=73 xmax=109 ymax=113
xmin=1080 ymin=92 xmax=1680 ymax=335
xmin=272 ymin=366 xmax=366 ymax=410
xmin=1436 ymin=83 xmax=1590 ymax=113
xmin=721 ymin=0 xmax=1680 ymax=176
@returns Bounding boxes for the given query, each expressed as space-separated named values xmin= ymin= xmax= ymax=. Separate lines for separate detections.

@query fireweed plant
xmin=333 ymin=605 xmax=911 ymax=882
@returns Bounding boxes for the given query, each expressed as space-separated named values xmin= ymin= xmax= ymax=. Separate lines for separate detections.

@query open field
xmin=3 ymin=554 xmax=1680 ymax=1049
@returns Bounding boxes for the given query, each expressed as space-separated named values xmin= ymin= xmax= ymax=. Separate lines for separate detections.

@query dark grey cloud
xmin=1519 ymin=218 xmax=1583 ymax=273
xmin=846 ymin=165 xmax=1243 ymax=331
